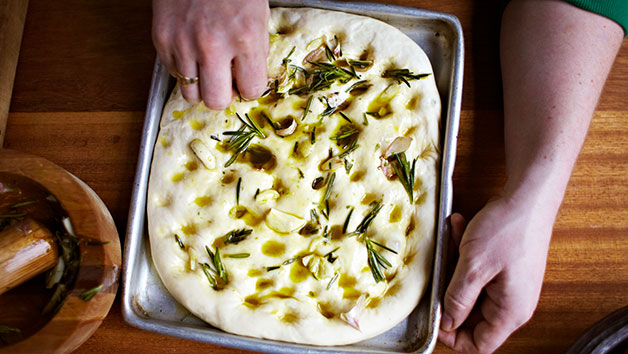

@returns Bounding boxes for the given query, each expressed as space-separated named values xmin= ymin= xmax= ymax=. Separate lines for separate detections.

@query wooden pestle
xmin=0 ymin=218 xmax=58 ymax=295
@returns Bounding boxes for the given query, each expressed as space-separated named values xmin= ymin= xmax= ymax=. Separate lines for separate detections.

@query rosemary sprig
xmin=389 ymin=152 xmax=417 ymax=202
xmin=365 ymin=237 xmax=397 ymax=283
xmin=348 ymin=200 xmax=383 ymax=237
xmin=78 ymin=284 xmax=103 ymax=302
xmin=307 ymin=61 xmax=357 ymax=93
xmin=310 ymin=126 xmax=317 ymax=144
xmin=330 ymin=126 xmax=359 ymax=141
xmin=223 ymin=113 xmax=266 ymax=167
xmin=223 ymin=228 xmax=253 ymax=244
xmin=382 ymin=69 xmax=430 ymax=87
xmin=174 ymin=234 xmax=185 ymax=249
xmin=202 ymin=245 xmax=228 ymax=290
xmin=236 ymin=177 xmax=242 ymax=205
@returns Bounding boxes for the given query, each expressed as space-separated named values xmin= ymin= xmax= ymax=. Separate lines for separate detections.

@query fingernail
xmin=441 ymin=313 xmax=453 ymax=331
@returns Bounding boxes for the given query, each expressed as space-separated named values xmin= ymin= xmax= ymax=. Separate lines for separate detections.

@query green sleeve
xmin=561 ymin=0 xmax=628 ymax=36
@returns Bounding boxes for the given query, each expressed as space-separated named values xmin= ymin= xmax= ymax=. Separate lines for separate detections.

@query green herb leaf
xmin=348 ymin=200 xmax=383 ymax=237
xmin=365 ymin=237 xmax=396 ymax=283
xmin=226 ymin=253 xmax=250 ymax=258
xmin=283 ymin=46 xmax=296 ymax=65
xmin=223 ymin=113 xmax=266 ymax=167
xmin=302 ymin=95 xmax=314 ymax=121
xmin=382 ymin=69 xmax=430 ymax=87
xmin=223 ymin=228 xmax=253 ymax=245
xmin=236 ymin=177 xmax=242 ymax=205
xmin=389 ymin=152 xmax=417 ymax=202
xmin=174 ymin=234 xmax=185 ymax=250
xmin=10 ymin=200 xmax=37 ymax=208
xmin=78 ymin=284 xmax=103 ymax=302
xmin=203 ymin=245 xmax=228 ymax=289
xmin=342 ymin=207 xmax=354 ymax=234
xmin=0 ymin=325 xmax=21 ymax=334
xmin=345 ymin=79 xmax=370 ymax=93
xmin=327 ymin=272 xmax=339 ymax=290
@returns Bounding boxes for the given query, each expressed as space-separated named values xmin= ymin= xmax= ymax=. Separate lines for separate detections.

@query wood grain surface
xmin=4 ymin=0 xmax=627 ymax=353
xmin=0 ymin=0 xmax=28 ymax=144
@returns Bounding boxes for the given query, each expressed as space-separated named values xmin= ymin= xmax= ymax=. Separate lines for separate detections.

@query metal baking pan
xmin=122 ymin=1 xmax=463 ymax=353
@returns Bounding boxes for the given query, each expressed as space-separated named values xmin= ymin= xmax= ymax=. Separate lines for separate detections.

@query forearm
xmin=500 ymin=0 xmax=623 ymax=216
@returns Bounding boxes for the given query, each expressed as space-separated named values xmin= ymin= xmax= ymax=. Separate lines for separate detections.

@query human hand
xmin=152 ymin=0 xmax=270 ymax=109
xmin=439 ymin=197 xmax=555 ymax=353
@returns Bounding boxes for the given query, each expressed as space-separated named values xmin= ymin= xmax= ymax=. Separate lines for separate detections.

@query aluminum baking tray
xmin=122 ymin=1 xmax=463 ymax=353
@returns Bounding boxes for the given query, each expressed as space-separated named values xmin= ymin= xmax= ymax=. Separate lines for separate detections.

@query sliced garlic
xmin=255 ymin=189 xmax=280 ymax=205
xmin=275 ymin=117 xmax=298 ymax=137
xmin=265 ymin=208 xmax=306 ymax=234
xmin=384 ymin=136 xmax=412 ymax=158
xmin=189 ymin=139 xmax=216 ymax=170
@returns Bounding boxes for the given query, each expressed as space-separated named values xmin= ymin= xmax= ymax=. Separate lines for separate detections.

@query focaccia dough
xmin=147 ymin=7 xmax=440 ymax=345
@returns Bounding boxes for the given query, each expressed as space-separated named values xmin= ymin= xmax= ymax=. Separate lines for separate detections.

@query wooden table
xmin=5 ymin=1 xmax=627 ymax=353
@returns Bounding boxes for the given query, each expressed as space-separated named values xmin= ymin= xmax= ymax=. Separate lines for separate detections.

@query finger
xmin=233 ymin=52 xmax=268 ymax=100
xmin=442 ymin=261 xmax=493 ymax=332
xmin=471 ymin=320 xmax=513 ymax=354
xmin=198 ymin=54 xmax=234 ymax=110
xmin=174 ymin=49 xmax=201 ymax=104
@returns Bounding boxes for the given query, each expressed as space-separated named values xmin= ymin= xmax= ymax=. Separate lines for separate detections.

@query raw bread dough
xmin=147 ymin=7 xmax=440 ymax=345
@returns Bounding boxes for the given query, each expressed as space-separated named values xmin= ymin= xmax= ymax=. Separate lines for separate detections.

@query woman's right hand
xmin=152 ymin=0 xmax=270 ymax=109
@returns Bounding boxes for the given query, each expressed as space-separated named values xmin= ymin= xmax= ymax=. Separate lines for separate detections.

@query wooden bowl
xmin=0 ymin=149 xmax=121 ymax=353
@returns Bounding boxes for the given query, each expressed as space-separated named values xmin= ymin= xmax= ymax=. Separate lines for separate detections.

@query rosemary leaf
xmin=10 ymin=200 xmax=37 ymax=208
xmin=282 ymin=46 xmax=296 ymax=65
xmin=302 ymin=95 xmax=314 ymax=121
xmin=338 ymin=111 xmax=353 ymax=123
xmin=0 ymin=325 xmax=20 ymax=334
xmin=174 ymin=234 xmax=185 ymax=250
xmin=78 ymin=284 xmax=103 ymax=302
xmin=226 ymin=253 xmax=250 ymax=258
xmin=282 ymin=255 xmax=301 ymax=266
xmin=236 ymin=177 xmax=242 ymax=205
xmin=345 ymin=79 xmax=370 ymax=93
xmin=327 ymin=272 xmax=340 ymax=290
xmin=0 ymin=213 xmax=26 ymax=219
xmin=342 ymin=207 xmax=354 ymax=233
